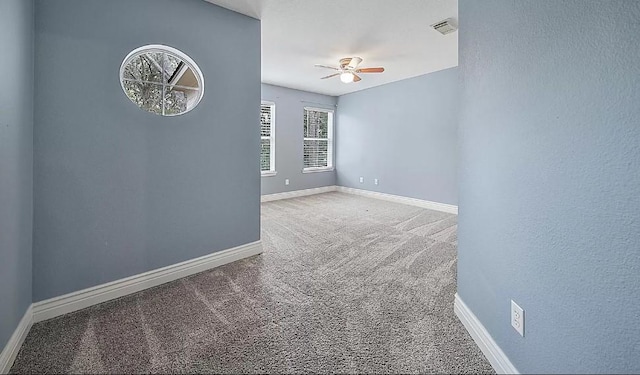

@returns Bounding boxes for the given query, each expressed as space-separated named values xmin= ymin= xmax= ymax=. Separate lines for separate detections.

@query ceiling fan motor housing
xmin=340 ymin=57 xmax=362 ymax=70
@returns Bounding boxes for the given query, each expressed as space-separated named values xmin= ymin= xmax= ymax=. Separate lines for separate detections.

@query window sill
xmin=302 ymin=168 xmax=334 ymax=174
xmin=261 ymin=171 xmax=277 ymax=177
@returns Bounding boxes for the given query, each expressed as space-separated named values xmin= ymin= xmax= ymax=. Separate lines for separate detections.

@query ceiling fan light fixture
xmin=316 ymin=58 xmax=385 ymax=83
xmin=340 ymin=72 xmax=354 ymax=83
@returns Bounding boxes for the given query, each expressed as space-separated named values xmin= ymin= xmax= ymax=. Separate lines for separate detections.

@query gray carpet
xmin=11 ymin=192 xmax=493 ymax=374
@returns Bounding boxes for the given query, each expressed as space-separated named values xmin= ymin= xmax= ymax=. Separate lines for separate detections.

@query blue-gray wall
xmin=336 ymin=68 xmax=458 ymax=205
xmin=0 ymin=0 xmax=34 ymax=351
xmin=261 ymin=84 xmax=337 ymax=195
xmin=458 ymin=1 xmax=640 ymax=373
xmin=33 ymin=0 xmax=261 ymax=301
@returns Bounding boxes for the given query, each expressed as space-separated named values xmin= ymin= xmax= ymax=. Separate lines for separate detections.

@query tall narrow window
xmin=261 ymin=102 xmax=276 ymax=174
xmin=303 ymin=107 xmax=334 ymax=172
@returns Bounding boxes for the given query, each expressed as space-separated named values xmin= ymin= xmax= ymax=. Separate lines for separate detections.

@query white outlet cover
xmin=374 ymin=179 xmax=379 ymax=185
xmin=359 ymin=177 xmax=364 ymax=183
xmin=285 ymin=179 xmax=290 ymax=185
xmin=511 ymin=300 xmax=524 ymax=337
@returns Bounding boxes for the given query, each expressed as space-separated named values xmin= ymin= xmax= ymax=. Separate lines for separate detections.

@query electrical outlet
xmin=511 ymin=300 xmax=524 ymax=336
xmin=359 ymin=177 xmax=364 ymax=183
xmin=285 ymin=179 xmax=290 ymax=186
xmin=374 ymin=178 xmax=379 ymax=185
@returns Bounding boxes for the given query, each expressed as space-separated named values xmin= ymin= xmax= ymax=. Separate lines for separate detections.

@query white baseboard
xmin=335 ymin=186 xmax=458 ymax=214
xmin=261 ymin=186 xmax=337 ymax=202
xmin=454 ymin=294 xmax=519 ymax=374
xmin=260 ymin=185 xmax=458 ymax=215
xmin=32 ymin=241 xmax=263 ymax=323
xmin=0 ymin=305 xmax=33 ymax=374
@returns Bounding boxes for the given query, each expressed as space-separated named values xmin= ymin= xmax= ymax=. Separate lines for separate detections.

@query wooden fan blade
xmin=353 ymin=73 xmax=362 ymax=82
xmin=356 ymin=67 xmax=385 ymax=73
xmin=321 ymin=73 xmax=340 ymax=80
xmin=315 ymin=64 xmax=339 ymax=70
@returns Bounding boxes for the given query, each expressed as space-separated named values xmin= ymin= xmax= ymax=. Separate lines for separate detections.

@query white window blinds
xmin=261 ymin=103 xmax=275 ymax=173
xmin=303 ymin=108 xmax=333 ymax=170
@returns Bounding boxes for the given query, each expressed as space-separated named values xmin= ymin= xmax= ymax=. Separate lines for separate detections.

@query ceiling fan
xmin=315 ymin=57 xmax=385 ymax=83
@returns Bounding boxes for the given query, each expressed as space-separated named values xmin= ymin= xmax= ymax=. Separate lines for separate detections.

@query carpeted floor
xmin=11 ymin=192 xmax=493 ymax=374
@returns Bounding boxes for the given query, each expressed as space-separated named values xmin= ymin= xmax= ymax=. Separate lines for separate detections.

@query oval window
xmin=120 ymin=45 xmax=204 ymax=116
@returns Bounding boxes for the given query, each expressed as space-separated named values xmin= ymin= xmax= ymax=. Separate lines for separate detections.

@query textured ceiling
xmin=205 ymin=0 xmax=458 ymax=96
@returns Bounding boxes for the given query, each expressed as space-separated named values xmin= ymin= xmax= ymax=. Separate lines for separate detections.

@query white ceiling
xmin=205 ymin=0 xmax=458 ymax=97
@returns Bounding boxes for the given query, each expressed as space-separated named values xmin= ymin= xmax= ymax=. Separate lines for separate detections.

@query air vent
xmin=431 ymin=18 xmax=458 ymax=35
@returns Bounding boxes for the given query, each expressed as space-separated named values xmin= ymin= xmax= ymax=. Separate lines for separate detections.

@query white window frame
xmin=261 ymin=101 xmax=276 ymax=176
xmin=302 ymin=106 xmax=334 ymax=173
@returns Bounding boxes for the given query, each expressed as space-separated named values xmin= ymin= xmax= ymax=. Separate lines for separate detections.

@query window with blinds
xmin=261 ymin=102 xmax=275 ymax=173
xmin=303 ymin=107 xmax=334 ymax=171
